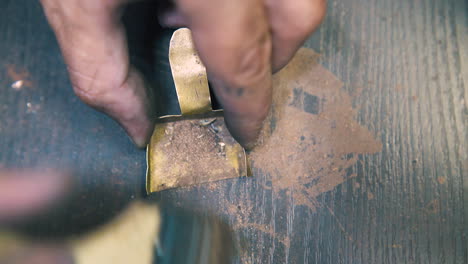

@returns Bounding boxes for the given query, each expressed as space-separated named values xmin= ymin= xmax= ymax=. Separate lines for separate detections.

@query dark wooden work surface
xmin=0 ymin=0 xmax=466 ymax=263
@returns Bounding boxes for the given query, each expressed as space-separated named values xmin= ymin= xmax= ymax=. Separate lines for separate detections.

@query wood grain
xmin=0 ymin=0 xmax=466 ymax=263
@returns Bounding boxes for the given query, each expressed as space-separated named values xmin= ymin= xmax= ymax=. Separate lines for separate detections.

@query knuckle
xmin=67 ymin=60 xmax=130 ymax=106
xmin=69 ymin=71 xmax=116 ymax=105
xmin=71 ymin=81 xmax=103 ymax=104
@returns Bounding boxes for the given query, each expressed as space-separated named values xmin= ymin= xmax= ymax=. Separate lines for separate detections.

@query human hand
xmin=1 ymin=1 xmax=326 ymax=260
xmin=39 ymin=0 xmax=326 ymax=149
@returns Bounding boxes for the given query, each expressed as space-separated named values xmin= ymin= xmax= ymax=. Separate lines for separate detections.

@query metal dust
xmin=158 ymin=48 xmax=383 ymax=261
xmin=146 ymin=118 xmax=248 ymax=192
xmin=249 ymin=48 xmax=382 ymax=209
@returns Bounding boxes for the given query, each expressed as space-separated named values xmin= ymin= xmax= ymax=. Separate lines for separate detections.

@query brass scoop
xmin=146 ymin=28 xmax=249 ymax=194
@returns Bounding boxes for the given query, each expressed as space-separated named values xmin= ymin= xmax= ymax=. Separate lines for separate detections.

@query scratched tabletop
xmin=0 ymin=0 xmax=466 ymax=263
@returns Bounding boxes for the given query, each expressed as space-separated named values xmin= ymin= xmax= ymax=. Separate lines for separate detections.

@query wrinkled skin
xmin=39 ymin=0 xmax=326 ymax=149
xmin=1 ymin=0 xmax=326 ymax=262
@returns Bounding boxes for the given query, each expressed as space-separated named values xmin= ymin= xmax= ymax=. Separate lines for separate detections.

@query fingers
xmin=175 ymin=0 xmax=273 ymax=148
xmin=267 ymin=0 xmax=327 ymax=71
xmin=39 ymin=0 xmax=155 ymax=147
xmin=40 ymin=0 xmax=325 ymax=149
xmin=0 ymin=170 xmax=70 ymax=223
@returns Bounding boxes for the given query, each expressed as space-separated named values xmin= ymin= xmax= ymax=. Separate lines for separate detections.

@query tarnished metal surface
xmin=146 ymin=28 xmax=247 ymax=193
